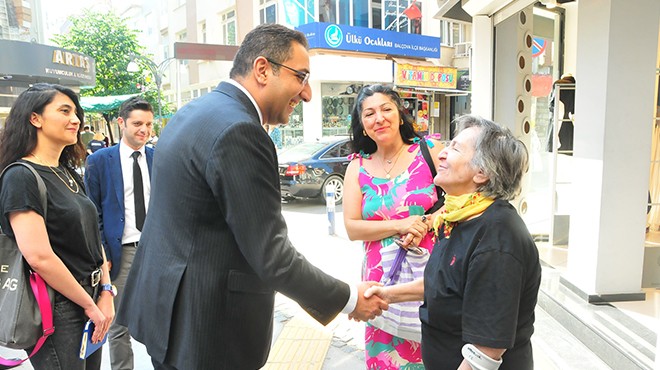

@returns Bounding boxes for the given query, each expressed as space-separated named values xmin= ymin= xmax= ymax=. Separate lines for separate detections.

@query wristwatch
xmin=100 ymin=284 xmax=118 ymax=297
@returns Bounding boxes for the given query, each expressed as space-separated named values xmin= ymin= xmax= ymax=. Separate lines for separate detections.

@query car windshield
xmin=279 ymin=142 xmax=331 ymax=162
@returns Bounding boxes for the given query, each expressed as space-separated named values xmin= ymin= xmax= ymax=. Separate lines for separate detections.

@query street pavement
xmin=1 ymin=199 xmax=613 ymax=369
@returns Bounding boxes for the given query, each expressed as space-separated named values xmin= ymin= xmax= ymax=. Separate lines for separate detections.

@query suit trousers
xmin=109 ymin=245 xmax=137 ymax=370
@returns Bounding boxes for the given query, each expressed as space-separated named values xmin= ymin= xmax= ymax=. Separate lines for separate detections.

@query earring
xmin=400 ymin=119 xmax=404 ymax=126
xmin=362 ymin=129 xmax=367 ymax=136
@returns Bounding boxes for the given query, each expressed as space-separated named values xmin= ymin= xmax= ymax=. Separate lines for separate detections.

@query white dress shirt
xmin=120 ymin=141 xmax=150 ymax=244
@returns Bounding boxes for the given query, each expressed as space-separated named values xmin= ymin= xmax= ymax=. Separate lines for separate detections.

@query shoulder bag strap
xmin=418 ymin=139 xmax=445 ymax=214
xmin=0 ymin=162 xmax=52 ymax=368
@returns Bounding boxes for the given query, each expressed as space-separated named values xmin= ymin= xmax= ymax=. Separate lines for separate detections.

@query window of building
xmin=259 ymin=0 xmax=277 ymax=24
xmin=319 ymin=0 xmax=336 ymax=23
xmin=161 ymin=31 xmax=169 ymax=60
xmin=200 ymin=21 xmax=206 ymax=44
xmin=440 ymin=20 xmax=467 ymax=46
xmin=282 ymin=0 xmax=315 ymax=27
xmin=371 ymin=0 xmax=382 ymax=29
xmin=177 ymin=31 xmax=188 ymax=66
xmin=381 ymin=0 xmax=421 ymax=34
xmin=221 ymin=10 xmax=236 ymax=45
xmin=352 ymin=0 xmax=369 ymax=27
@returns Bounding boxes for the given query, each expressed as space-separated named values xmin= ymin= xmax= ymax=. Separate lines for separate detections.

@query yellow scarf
xmin=432 ymin=192 xmax=495 ymax=238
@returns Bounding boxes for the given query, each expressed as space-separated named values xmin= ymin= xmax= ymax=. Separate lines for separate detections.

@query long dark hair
xmin=349 ymin=84 xmax=419 ymax=154
xmin=0 ymin=83 xmax=86 ymax=171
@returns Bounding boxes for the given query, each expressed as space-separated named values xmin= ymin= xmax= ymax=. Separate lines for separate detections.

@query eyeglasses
xmin=265 ymin=58 xmax=310 ymax=87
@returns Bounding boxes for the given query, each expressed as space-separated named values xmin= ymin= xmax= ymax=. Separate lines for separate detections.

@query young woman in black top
xmin=0 ymin=83 xmax=114 ymax=370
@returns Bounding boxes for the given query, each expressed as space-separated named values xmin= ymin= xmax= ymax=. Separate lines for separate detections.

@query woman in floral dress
xmin=343 ymin=84 xmax=444 ymax=369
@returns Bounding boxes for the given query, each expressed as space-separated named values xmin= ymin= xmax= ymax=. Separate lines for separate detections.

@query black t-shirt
xmin=0 ymin=160 xmax=103 ymax=282
xmin=420 ymin=199 xmax=541 ymax=370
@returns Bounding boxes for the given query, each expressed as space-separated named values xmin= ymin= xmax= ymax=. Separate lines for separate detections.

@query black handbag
xmin=418 ymin=138 xmax=445 ymax=214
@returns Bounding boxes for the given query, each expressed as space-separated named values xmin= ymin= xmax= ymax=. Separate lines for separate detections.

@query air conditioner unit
xmin=454 ymin=42 xmax=471 ymax=58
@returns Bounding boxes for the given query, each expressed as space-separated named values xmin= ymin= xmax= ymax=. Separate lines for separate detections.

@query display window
xmin=399 ymin=90 xmax=430 ymax=135
xmin=321 ymin=82 xmax=358 ymax=137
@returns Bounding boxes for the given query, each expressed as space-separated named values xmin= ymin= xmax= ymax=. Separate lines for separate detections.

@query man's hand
xmin=348 ymin=281 xmax=388 ymax=321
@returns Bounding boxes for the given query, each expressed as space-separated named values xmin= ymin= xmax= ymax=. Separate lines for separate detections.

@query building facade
xmin=118 ymin=0 xmax=471 ymax=146
xmin=437 ymin=0 xmax=660 ymax=367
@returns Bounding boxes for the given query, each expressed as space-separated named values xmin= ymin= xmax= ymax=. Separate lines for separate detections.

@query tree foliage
xmin=52 ymin=10 xmax=144 ymax=97
xmin=52 ymin=10 xmax=174 ymax=121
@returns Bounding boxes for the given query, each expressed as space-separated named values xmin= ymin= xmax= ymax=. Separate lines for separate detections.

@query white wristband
xmin=461 ymin=344 xmax=503 ymax=370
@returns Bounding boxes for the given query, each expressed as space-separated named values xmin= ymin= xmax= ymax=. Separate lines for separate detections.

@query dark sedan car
xmin=278 ymin=137 xmax=352 ymax=204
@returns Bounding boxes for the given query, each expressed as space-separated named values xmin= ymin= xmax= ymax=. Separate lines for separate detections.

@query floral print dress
xmin=355 ymin=136 xmax=440 ymax=369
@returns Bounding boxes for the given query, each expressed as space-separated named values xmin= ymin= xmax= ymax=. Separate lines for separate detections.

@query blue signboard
xmin=296 ymin=22 xmax=441 ymax=59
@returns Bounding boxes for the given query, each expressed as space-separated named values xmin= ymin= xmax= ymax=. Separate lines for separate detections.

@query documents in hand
xmin=79 ymin=320 xmax=107 ymax=359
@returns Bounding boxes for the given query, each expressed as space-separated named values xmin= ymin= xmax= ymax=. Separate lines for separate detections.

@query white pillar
xmin=303 ymin=79 xmax=323 ymax=142
xmin=471 ymin=15 xmax=494 ymax=119
xmin=562 ymin=0 xmax=660 ymax=301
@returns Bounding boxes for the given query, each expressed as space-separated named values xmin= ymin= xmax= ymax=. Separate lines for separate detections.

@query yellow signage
xmin=395 ymin=63 xmax=457 ymax=89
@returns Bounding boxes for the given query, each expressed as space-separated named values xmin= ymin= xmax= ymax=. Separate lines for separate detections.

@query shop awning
xmin=80 ymin=94 xmax=139 ymax=113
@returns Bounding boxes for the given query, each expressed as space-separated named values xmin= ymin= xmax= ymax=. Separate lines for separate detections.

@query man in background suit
xmin=116 ymin=24 xmax=387 ymax=370
xmin=85 ymin=97 xmax=154 ymax=370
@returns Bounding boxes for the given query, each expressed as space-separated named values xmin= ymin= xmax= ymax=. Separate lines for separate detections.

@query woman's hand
xmin=85 ymin=294 xmax=114 ymax=343
xmin=397 ymin=215 xmax=428 ymax=239
xmin=396 ymin=215 xmax=430 ymax=252
xmin=364 ymin=284 xmax=391 ymax=304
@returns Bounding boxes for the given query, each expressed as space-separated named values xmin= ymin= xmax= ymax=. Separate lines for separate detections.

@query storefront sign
xmin=395 ymin=63 xmax=456 ymax=89
xmin=457 ymin=69 xmax=471 ymax=91
xmin=0 ymin=40 xmax=96 ymax=86
xmin=297 ymin=22 xmax=440 ymax=59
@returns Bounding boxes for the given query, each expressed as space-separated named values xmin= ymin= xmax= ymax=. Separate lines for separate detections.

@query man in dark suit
xmin=84 ymin=97 xmax=154 ymax=370
xmin=116 ymin=24 xmax=387 ymax=370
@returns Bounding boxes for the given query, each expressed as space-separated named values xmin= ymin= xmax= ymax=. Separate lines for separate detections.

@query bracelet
xmin=461 ymin=344 xmax=502 ymax=370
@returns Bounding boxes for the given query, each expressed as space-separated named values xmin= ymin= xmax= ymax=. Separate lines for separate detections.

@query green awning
xmin=80 ymin=94 xmax=139 ymax=113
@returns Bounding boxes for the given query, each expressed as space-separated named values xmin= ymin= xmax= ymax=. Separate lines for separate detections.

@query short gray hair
xmin=454 ymin=115 xmax=529 ymax=200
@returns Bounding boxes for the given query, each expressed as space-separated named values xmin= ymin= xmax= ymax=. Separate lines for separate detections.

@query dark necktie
xmin=131 ymin=151 xmax=146 ymax=231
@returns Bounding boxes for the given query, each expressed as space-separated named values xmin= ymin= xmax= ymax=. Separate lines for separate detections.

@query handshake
xmin=348 ymin=281 xmax=390 ymax=322
xmin=347 ymin=279 xmax=423 ymax=321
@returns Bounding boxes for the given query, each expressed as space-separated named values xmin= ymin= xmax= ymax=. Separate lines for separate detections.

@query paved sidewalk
xmin=0 ymin=201 xmax=614 ymax=370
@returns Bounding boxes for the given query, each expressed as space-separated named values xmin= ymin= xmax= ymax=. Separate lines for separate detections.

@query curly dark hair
xmin=349 ymin=84 xmax=420 ymax=154
xmin=0 ymin=83 xmax=86 ymax=171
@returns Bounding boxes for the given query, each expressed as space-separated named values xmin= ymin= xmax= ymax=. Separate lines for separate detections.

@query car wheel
xmin=321 ymin=175 xmax=344 ymax=205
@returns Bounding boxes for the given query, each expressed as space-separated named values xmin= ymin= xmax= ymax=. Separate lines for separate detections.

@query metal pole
xmin=156 ymin=79 xmax=162 ymax=123
xmin=326 ymin=183 xmax=336 ymax=235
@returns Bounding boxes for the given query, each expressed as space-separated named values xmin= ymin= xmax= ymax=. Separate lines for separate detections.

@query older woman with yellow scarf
xmin=365 ymin=115 xmax=542 ymax=370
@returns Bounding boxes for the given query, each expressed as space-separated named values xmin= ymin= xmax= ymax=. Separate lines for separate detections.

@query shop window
xmin=322 ymin=96 xmax=353 ymax=136
xmin=281 ymin=102 xmax=304 ymax=147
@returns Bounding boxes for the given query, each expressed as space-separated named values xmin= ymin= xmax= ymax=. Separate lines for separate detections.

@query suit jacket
xmin=84 ymin=144 xmax=154 ymax=281
xmin=116 ymin=82 xmax=350 ymax=369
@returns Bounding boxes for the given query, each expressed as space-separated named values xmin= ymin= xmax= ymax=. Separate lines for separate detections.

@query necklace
xmin=31 ymin=153 xmax=79 ymax=193
xmin=380 ymin=144 xmax=406 ymax=180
